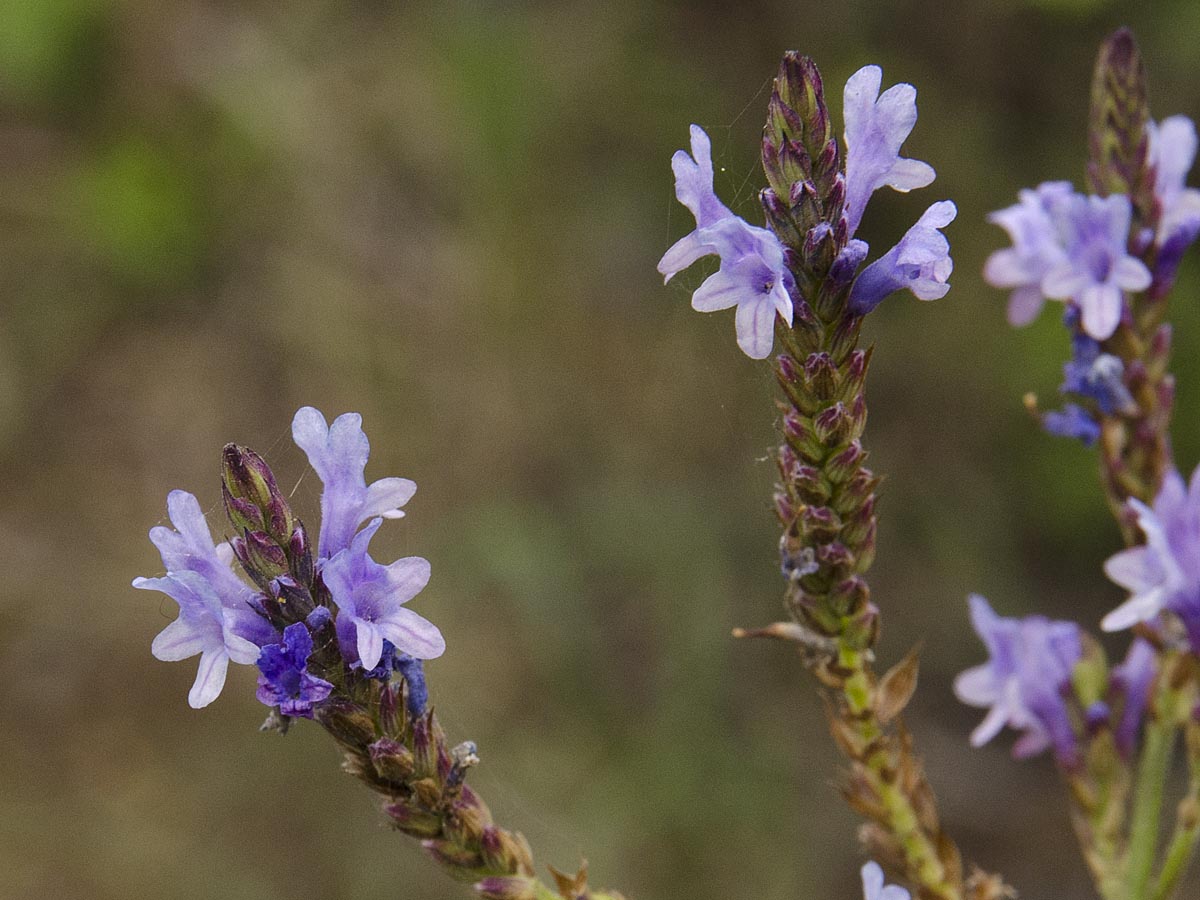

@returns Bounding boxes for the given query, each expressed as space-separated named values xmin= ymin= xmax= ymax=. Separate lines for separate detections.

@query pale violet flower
xmin=861 ymin=862 xmax=910 ymax=900
xmin=842 ymin=65 xmax=936 ymax=239
xmin=134 ymin=489 xmax=278 ymax=708
xmin=658 ymin=125 xmax=794 ymax=359
xmin=954 ymin=594 xmax=1082 ymax=764
xmin=1149 ymin=116 xmax=1200 ymax=244
xmin=322 ymin=517 xmax=445 ymax=670
xmin=848 ymin=201 xmax=956 ymax=314
xmin=983 ymin=182 xmax=1072 ymax=326
xmin=292 ymin=406 xmax=417 ymax=559
xmin=1103 ymin=466 xmax=1200 ymax=650
xmin=1041 ymin=194 xmax=1152 ymax=339
xmin=134 ymin=571 xmax=264 ymax=709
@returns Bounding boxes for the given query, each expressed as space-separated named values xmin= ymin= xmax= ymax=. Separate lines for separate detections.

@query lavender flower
xmin=860 ymin=861 xmax=910 ymax=900
xmin=954 ymin=595 xmax=1083 ymax=765
xmin=848 ymin=200 xmax=956 ymax=314
xmin=322 ymin=517 xmax=444 ymax=670
xmin=841 ymin=65 xmax=936 ymax=239
xmin=135 ymin=572 xmax=265 ymax=708
xmin=134 ymin=490 xmax=278 ymax=708
xmin=1149 ymin=116 xmax=1200 ymax=245
xmin=1041 ymin=194 xmax=1152 ymax=339
xmin=1110 ymin=638 xmax=1157 ymax=757
xmin=292 ymin=406 xmax=417 ymax=559
xmin=256 ymin=622 xmax=334 ymax=718
xmin=658 ymin=125 xmax=795 ymax=359
xmin=983 ymin=182 xmax=1072 ymax=326
xmin=1102 ymin=466 xmax=1200 ymax=648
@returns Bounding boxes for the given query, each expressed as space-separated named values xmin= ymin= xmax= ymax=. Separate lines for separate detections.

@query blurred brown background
xmin=3 ymin=1 xmax=1200 ymax=898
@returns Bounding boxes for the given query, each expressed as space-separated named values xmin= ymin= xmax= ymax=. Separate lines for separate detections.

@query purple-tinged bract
xmin=841 ymin=65 xmax=936 ymax=239
xmin=954 ymin=595 xmax=1083 ymax=765
xmin=658 ymin=125 xmax=795 ymax=359
xmin=848 ymin=200 xmax=956 ymax=314
xmin=292 ymin=406 xmax=417 ymax=559
xmin=1103 ymin=466 xmax=1200 ymax=649
xmin=256 ymin=622 xmax=334 ymax=718
xmin=322 ymin=517 xmax=445 ymax=670
xmin=860 ymin=861 xmax=910 ymax=900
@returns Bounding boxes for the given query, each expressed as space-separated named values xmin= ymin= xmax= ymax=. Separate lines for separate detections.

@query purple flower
xmin=1041 ymin=194 xmax=1152 ymax=339
xmin=1042 ymin=403 xmax=1101 ymax=446
xmin=954 ymin=595 xmax=1083 ymax=765
xmin=292 ymin=406 xmax=417 ymax=559
xmin=848 ymin=201 xmax=956 ymax=314
xmin=983 ymin=182 xmax=1072 ymax=326
xmin=860 ymin=862 xmax=910 ymax=900
xmin=322 ymin=517 xmax=444 ymax=670
xmin=134 ymin=571 xmax=264 ymax=708
xmin=1111 ymin=638 xmax=1157 ymax=757
xmin=1103 ymin=466 xmax=1200 ymax=649
xmin=658 ymin=125 xmax=794 ymax=359
xmin=841 ymin=65 xmax=936 ymax=239
xmin=256 ymin=622 xmax=333 ymax=718
xmin=134 ymin=490 xmax=278 ymax=708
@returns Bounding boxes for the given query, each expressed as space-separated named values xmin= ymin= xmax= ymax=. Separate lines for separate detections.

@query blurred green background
xmin=3 ymin=1 xmax=1200 ymax=898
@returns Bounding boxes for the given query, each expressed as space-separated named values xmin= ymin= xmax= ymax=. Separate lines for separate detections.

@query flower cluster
xmin=136 ymin=407 xmax=444 ymax=711
xmin=986 ymin=115 xmax=1200 ymax=339
xmin=659 ymin=64 xmax=955 ymax=359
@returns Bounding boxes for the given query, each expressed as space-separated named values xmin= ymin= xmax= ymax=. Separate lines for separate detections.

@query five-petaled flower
xmin=322 ymin=517 xmax=445 ymax=671
xmin=657 ymin=125 xmax=795 ymax=360
xmin=134 ymin=490 xmax=279 ymax=708
xmin=954 ymin=594 xmax=1083 ymax=765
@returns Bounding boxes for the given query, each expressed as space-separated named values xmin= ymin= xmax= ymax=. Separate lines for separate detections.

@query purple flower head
xmin=1042 ymin=403 xmax=1101 ymax=446
xmin=256 ymin=622 xmax=333 ymax=718
xmin=954 ymin=595 xmax=1084 ymax=765
xmin=292 ymin=406 xmax=417 ymax=559
xmin=1060 ymin=323 xmax=1135 ymax=416
xmin=984 ymin=182 xmax=1073 ymax=326
xmin=1149 ymin=116 xmax=1200 ymax=246
xmin=1041 ymin=194 xmax=1152 ymax=339
xmin=848 ymin=201 xmax=956 ymax=314
xmin=860 ymin=862 xmax=910 ymax=900
xmin=658 ymin=125 xmax=795 ymax=359
xmin=135 ymin=490 xmax=278 ymax=707
xmin=1110 ymin=638 xmax=1157 ymax=757
xmin=322 ymin=517 xmax=444 ymax=670
xmin=134 ymin=571 xmax=264 ymax=708
xmin=842 ymin=65 xmax=936 ymax=239
xmin=1103 ymin=466 xmax=1200 ymax=650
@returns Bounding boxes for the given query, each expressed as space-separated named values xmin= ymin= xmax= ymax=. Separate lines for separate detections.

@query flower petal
xmin=734 ymin=296 xmax=778 ymax=360
xmin=189 ymin=648 xmax=231 ymax=709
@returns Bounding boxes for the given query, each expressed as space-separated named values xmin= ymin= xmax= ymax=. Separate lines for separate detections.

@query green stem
xmin=838 ymin=644 xmax=960 ymax=900
xmin=1151 ymin=722 xmax=1200 ymax=900
xmin=1127 ymin=706 xmax=1176 ymax=898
